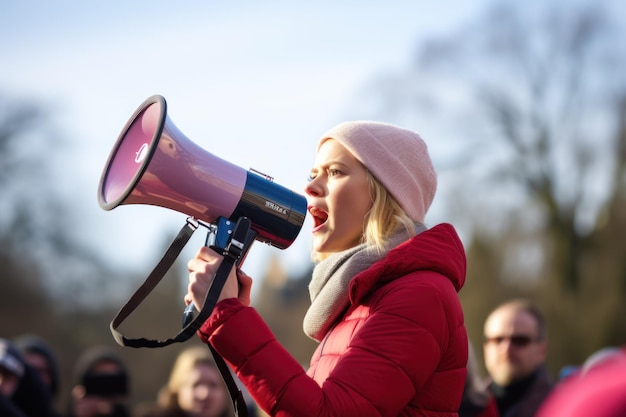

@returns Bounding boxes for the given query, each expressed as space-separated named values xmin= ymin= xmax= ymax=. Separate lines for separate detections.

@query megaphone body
xmin=98 ymin=95 xmax=307 ymax=249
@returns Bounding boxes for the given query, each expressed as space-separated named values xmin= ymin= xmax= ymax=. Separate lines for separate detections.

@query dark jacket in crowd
xmin=490 ymin=365 xmax=554 ymax=417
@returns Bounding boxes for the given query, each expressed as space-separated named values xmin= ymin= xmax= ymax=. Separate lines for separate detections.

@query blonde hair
xmin=157 ymin=346 xmax=230 ymax=414
xmin=313 ymin=171 xmax=417 ymax=262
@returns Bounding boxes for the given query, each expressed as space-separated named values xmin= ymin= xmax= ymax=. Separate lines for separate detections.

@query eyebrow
xmin=317 ymin=159 xmax=351 ymax=170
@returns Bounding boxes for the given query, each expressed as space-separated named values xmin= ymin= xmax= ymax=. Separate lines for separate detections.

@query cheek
xmin=177 ymin=386 xmax=194 ymax=410
xmin=335 ymin=195 xmax=370 ymax=247
xmin=0 ymin=373 xmax=19 ymax=397
xmin=342 ymin=186 xmax=371 ymax=222
xmin=484 ymin=346 xmax=500 ymax=363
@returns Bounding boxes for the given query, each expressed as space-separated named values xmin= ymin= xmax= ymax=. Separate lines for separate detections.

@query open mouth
xmin=308 ymin=206 xmax=328 ymax=230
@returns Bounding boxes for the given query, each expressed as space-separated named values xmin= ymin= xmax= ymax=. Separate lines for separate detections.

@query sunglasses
xmin=484 ymin=335 xmax=536 ymax=347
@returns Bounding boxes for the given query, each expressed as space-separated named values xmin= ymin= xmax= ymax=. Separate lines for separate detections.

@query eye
xmin=307 ymin=174 xmax=316 ymax=182
xmin=328 ymin=169 xmax=341 ymax=177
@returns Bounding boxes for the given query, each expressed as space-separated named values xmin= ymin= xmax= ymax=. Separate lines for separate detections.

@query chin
xmin=312 ymin=236 xmax=329 ymax=253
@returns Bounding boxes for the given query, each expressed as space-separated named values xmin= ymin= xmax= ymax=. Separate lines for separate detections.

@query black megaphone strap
xmin=109 ymin=217 xmax=251 ymax=417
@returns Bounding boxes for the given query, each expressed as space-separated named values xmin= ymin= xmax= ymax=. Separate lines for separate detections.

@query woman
xmin=186 ymin=121 xmax=468 ymax=416
xmin=137 ymin=346 xmax=231 ymax=417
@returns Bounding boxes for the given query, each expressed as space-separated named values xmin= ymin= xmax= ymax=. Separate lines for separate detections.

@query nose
xmin=195 ymin=385 xmax=210 ymax=400
xmin=304 ymin=177 xmax=322 ymax=197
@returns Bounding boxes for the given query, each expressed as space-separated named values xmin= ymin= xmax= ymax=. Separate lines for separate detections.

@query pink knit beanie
xmin=318 ymin=121 xmax=437 ymax=223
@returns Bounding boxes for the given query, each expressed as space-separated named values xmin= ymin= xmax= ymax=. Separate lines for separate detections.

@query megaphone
xmin=98 ymin=95 xmax=307 ymax=249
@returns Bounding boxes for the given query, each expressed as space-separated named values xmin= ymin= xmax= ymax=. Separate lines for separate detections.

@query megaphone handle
xmin=182 ymin=217 xmax=256 ymax=328
xmin=182 ymin=302 xmax=196 ymax=327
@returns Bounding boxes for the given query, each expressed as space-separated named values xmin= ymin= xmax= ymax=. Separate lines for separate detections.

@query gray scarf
xmin=303 ymin=224 xmax=425 ymax=341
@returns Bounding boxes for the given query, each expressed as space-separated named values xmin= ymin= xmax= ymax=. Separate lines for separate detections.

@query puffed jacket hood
xmin=350 ymin=222 xmax=466 ymax=305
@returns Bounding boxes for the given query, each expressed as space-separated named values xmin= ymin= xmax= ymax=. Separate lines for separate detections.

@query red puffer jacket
xmin=200 ymin=223 xmax=467 ymax=417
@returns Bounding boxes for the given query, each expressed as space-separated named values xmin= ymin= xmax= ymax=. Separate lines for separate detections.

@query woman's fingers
xmin=186 ymin=247 xmax=223 ymax=308
xmin=186 ymin=246 xmax=256 ymax=309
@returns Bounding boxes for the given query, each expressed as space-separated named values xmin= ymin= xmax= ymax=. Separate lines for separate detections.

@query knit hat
xmin=73 ymin=346 xmax=129 ymax=391
xmin=0 ymin=339 xmax=25 ymax=379
xmin=318 ymin=121 xmax=437 ymax=223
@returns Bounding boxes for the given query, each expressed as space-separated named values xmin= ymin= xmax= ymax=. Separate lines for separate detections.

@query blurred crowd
xmin=0 ymin=335 xmax=260 ymax=417
xmin=2 ymin=298 xmax=625 ymax=417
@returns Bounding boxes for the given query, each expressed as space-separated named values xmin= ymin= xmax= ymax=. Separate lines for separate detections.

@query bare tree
xmin=359 ymin=2 xmax=626 ymax=369
xmin=0 ymin=93 xmax=142 ymax=310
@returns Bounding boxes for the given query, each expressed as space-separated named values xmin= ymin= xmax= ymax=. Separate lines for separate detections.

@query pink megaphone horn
xmin=98 ymin=95 xmax=307 ymax=249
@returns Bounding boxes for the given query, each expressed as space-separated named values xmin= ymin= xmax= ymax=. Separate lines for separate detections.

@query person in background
xmin=185 ymin=121 xmax=468 ymax=416
xmin=135 ymin=345 xmax=233 ymax=417
xmin=536 ymin=346 xmax=626 ymax=417
xmin=66 ymin=346 xmax=131 ymax=417
xmin=459 ymin=337 xmax=499 ymax=417
xmin=14 ymin=333 xmax=61 ymax=413
xmin=579 ymin=346 xmax=624 ymax=375
xmin=482 ymin=299 xmax=554 ymax=417
xmin=0 ymin=337 xmax=56 ymax=417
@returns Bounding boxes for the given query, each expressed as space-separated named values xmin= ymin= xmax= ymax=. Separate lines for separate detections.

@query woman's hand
xmin=185 ymin=246 xmax=253 ymax=311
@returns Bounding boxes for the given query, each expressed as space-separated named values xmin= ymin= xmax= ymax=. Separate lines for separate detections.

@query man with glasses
xmin=483 ymin=299 xmax=554 ymax=417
